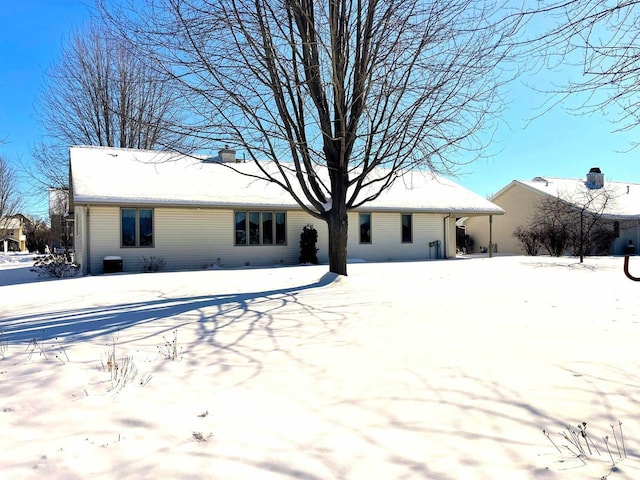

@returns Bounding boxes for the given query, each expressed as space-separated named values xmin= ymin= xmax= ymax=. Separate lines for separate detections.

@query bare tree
xmin=523 ymin=1 xmax=640 ymax=136
xmin=103 ymin=0 xmax=528 ymax=275
xmin=34 ymin=20 xmax=186 ymax=188
xmin=530 ymin=186 xmax=616 ymax=262
xmin=49 ymin=188 xmax=73 ymax=254
xmin=23 ymin=217 xmax=51 ymax=254
xmin=513 ymin=225 xmax=542 ymax=256
xmin=0 ymin=155 xmax=21 ymax=224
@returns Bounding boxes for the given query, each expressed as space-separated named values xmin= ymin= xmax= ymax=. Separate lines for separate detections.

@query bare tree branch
xmin=101 ymin=0 xmax=528 ymax=274
xmin=520 ymin=1 xmax=640 ymax=139
xmin=0 ymin=155 xmax=23 ymax=228
xmin=33 ymin=20 xmax=187 ymax=189
xmin=529 ymin=183 xmax=618 ymax=261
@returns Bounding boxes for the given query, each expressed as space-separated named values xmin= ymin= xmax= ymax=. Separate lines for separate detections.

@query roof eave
xmin=72 ymin=197 xmax=504 ymax=216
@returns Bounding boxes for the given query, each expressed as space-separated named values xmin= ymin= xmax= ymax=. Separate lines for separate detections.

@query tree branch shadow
xmin=1 ymin=273 xmax=342 ymax=346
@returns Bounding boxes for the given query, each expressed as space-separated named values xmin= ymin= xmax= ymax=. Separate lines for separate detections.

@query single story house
xmin=464 ymin=168 xmax=640 ymax=255
xmin=69 ymin=145 xmax=504 ymax=274
xmin=1 ymin=215 xmax=28 ymax=253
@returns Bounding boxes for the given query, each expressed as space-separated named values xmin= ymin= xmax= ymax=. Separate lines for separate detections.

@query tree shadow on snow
xmin=0 ymin=272 xmax=343 ymax=346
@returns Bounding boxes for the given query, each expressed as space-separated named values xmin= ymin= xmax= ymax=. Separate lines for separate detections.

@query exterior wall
xmin=346 ymin=211 xmax=445 ymax=262
xmin=465 ymin=184 xmax=542 ymax=254
xmin=613 ymin=219 xmax=640 ymax=255
xmin=77 ymin=206 xmax=459 ymax=274
xmin=82 ymin=206 xmax=323 ymax=274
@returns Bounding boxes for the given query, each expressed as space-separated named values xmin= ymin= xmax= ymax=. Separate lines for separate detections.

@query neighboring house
xmin=49 ymin=187 xmax=74 ymax=252
xmin=464 ymin=168 xmax=640 ymax=256
xmin=69 ymin=145 xmax=504 ymax=274
xmin=0 ymin=215 xmax=28 ymax=253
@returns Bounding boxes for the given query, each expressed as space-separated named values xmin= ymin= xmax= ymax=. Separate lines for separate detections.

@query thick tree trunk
xmin=326 ymin=164 xmax=349 ymax=276
xmin=327 ymin=206 xmax=349 ymax=276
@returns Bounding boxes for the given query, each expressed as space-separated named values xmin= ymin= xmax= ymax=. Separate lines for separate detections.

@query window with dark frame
xmin=249 ymin=211 xmax=260 ymax=245
xmin=275 ymin=212 xmax=286 ymax=244
xmin=401 ymin=214 xmax=413 ymax=243
xmin=262 ymin=212 xmax=273 ymax=244
xmin=121 ymin=208 xmax=154 ymax=247
xmin=359 ymin=213 xmax=372 ymax=244
xmin=235 ymin=211 xmax=287 ymax=246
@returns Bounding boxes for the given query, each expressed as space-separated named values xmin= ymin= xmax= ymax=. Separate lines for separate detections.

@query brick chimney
xmin=586 ymin=167 xmax=604 ymax=189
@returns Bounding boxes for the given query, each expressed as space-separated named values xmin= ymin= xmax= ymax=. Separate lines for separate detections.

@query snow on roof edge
xmin=70 ymin=145 xmax=503 ymax=215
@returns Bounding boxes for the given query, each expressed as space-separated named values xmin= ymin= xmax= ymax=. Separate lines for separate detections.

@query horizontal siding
xmin=155 ymin=208 xmax=223 ymax=269
xmin=87 ymin=206 xmax=327 ymax=273
xmin=88 ymin=206 xmax=121 ymax=274
xmin=347 ymin=212 xmax=444 ymax=261
xmin=85 ymin=206 xmax=451 ymax=274
xmin=286 ymin=211 xmax=329 ymax=264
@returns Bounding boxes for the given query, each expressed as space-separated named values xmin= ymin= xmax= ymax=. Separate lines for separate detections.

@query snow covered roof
xmin=0 ymin=217 xmax=22 ymax=230
xmin=70 ymin=145 xmax=503 ymax=216
xmin=497 ymin=176 xmax=640 ymax=219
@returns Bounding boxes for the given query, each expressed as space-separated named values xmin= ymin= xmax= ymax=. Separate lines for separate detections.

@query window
xmin=614 ymin=221 xmax=620 ymax=238
xmin=249 ymin=212 xmax=260 ymax=245
xmin=121 ymin=208 xmax=154 ymax=247
xmin=275 ymin=212 xmax=286 ymax=244
xmin=235 ymin=211 xmax=287 ymax=245
xmin=262 ymin=212 xmax=273 ymax=244
xmin=359 ymin=213 xmax=372 ymax=244
xmin=401 ymin=214 xmax=413 ymax=243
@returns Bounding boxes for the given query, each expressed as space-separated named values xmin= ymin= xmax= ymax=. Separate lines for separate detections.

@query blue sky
xmin=1 ymin=1 xmax=639 ymax=219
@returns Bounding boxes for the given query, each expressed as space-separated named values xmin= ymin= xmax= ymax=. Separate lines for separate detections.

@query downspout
xmin=86 ymin=205 xmax=91 ymax=275
xmin=489 ymin=215 xmax=493 ymax=258
xmin=443 ymin=214 xmax=451 ymax=259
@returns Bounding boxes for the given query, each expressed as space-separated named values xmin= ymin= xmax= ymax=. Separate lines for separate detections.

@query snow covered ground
xmin=1 ymin=253 xmax=639 ymax=479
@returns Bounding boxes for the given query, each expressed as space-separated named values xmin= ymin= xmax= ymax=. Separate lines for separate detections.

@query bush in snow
xmin=140 ymin=255 xmax=166 ymax=273
xmin=32 ymin=254 xmax=80 ymax=278
xmin=299 ymin=224 xmax=319 ymax=264
xmin=512 ymin=225 xmax=542 ymax=256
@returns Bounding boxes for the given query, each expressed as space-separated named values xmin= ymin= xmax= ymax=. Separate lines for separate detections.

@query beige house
xmin=465 ymin=168 xmax=640 ymax=256
xmin=0 ymin=215 xmax=27 ymax=253
xmin=70 ymin=145 xmax=504 ymax=274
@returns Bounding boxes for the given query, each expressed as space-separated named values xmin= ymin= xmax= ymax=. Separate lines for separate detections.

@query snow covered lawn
xmin=1 ymin=254 xmax=639 ymax=479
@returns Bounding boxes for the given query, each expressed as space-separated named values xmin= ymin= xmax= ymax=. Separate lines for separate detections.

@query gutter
xmin=73 ymin=196 xmax=505 ymax=216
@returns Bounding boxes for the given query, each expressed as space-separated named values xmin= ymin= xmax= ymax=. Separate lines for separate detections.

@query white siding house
xmin=70 ymin=145 xmax=503 ymax=274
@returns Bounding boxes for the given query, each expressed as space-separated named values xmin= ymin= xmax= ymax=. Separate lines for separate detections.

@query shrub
xmin=140 ymin=256 xmax=166 ymax=273
xmin=32 ymin=254 xmax=80 ymax=278
xmin=539 ymin=224 xmax=570 ymax=257
xmin=513 ymin=226 xmax=541 ymax=256
xmin=299 ymin=224 xmax=319 ymax=264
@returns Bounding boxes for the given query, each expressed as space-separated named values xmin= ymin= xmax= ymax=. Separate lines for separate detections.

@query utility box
xmin=103 ymin=256 xmax=123 ymax=273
